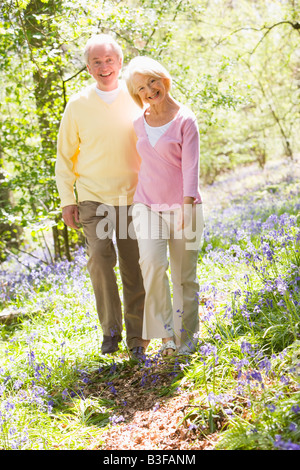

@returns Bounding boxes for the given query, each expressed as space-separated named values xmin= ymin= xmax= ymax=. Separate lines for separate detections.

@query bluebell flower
xmin=109 ymin=414 xmax=124 ymax=425
xmin=291 ymin=405 xmax=300 ymax=414
xmin=289 ymin=423 xmax=297 ymax=432
xmin=241 ymin=341 xmax=254 ymax=355
xmin=248 ymin=370 xmax=263 ymax=383
xmin=4 ymin=401 xmax=15 ymax=411
xmin=274 ymin=435 xmax=300 ymax=450
xmin=266 ymin=404 xmax=276 ymax=412
xmin=107 ymin=382 xmax=117 ymax=395
xmin=47 ymin=400 xmax=54 ymax=413
xmin=258 ymin=357 xmax=272 ymax=374
xmin=188 ymin=423 xmax=197 ymax=430
xmin=280 ymin=375 xmax=289 ymax=385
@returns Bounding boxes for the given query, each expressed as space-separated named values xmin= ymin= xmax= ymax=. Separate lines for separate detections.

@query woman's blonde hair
xmin=124 ymin=56 xmax=172 ymax=108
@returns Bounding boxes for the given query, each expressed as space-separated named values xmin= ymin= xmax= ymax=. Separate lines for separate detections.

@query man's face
xmin=87 ymin=43 xmax=122 ymax=91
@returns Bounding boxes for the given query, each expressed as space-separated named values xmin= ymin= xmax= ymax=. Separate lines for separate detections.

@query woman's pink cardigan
xmin=133 ymin=104 xmax=202 ymax=211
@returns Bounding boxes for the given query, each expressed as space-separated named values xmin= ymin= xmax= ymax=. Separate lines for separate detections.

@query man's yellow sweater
xmin=55 ymin=82 xmax=142 ymax=208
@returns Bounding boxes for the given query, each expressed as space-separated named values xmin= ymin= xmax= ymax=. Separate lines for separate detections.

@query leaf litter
xmin=85 ymin=352 xmax=220 ymax=450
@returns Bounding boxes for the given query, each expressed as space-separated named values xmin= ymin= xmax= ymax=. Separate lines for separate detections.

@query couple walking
xmin=55 ymin=34 xmax=204 ymax=361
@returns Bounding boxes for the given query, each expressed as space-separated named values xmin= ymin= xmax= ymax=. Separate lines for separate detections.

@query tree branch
xmin=251 ymin=21 xmax=300 ymax=55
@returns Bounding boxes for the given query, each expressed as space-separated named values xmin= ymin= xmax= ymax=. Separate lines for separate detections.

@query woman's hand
xmin=177 ymin=197 xmax=194 ymax=230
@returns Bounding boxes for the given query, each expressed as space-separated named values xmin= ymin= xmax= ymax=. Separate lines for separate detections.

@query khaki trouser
xmin=132 ymin=203 xmax=204 ymax=351
xmin=78 ymin=201 xmax=145 ymax=350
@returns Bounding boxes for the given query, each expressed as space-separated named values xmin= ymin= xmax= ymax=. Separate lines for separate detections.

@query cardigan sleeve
xmin=181 ymin=117 xmax=200 ymax=199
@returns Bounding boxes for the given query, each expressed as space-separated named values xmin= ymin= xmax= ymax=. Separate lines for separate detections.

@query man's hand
xmin=62 ymin=204 xmax=80 ymax=230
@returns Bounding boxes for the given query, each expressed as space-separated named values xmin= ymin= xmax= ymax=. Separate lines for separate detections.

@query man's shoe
xmin=101 ymin=334 xmax=122 ymax=354
xmin=130 ymin=346 xmax=146 ymax=361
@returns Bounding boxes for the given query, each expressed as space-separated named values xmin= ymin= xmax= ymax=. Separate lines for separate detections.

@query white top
xmin=94 ymin=83 xmax=121 ymax=104
xmin=143 ymin=117 xmax=174 ymax=147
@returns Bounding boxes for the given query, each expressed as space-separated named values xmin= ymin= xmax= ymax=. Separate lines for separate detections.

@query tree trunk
xmin=0 ymin=150 xmax=21 ymax=261
xmin=23 ymin=0 xmax=71 ymax=260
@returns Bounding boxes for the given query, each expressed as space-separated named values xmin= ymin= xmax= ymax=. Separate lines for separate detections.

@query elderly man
xmin=55 ymin=34 xmax=146 ymax=360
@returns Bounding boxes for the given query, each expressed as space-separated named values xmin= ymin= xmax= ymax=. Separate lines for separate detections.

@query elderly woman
xmin=124 ymin=57 xmax=204 ymax=356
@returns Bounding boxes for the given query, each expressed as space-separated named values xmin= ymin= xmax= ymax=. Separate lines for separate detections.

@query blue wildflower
xmin=291 ymin=405 xmax=300 ymax=414
xmin=274 ymin=435 xmax=300 ymax=450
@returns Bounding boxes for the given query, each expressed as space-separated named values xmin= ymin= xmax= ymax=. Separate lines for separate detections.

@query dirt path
xmin=86 ymin=356 xmax=220 ymax=450
xmin=100 ymin=389 xmax=219 ymax=450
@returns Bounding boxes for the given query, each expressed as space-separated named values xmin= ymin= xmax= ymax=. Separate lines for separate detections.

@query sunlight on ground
xmin=201 ymin=156 xmax=300 ymax=211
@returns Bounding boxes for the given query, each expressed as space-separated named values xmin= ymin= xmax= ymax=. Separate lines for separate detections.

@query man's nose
xmin=99 ymin=62 xmax=108 ymax=71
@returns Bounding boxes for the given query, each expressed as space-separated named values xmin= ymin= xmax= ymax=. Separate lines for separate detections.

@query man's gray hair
xmin=83 ymin=34 xmax=123 ymax=64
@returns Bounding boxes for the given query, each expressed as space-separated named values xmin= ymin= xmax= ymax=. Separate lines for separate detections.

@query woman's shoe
xmin=160 ymin=340 xmax=177 ymax=357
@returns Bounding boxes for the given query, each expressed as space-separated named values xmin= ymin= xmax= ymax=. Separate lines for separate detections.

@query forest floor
xmin=2 ymin=156 xmax=299 ymax=452
xmin=91 ymin=360 xmax=219 ymax=450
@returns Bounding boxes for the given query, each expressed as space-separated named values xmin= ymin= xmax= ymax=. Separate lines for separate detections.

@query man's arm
xmin=55 ymin=101 xmax=80 ymax=218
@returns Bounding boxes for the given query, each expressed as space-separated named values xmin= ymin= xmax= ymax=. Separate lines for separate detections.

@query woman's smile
xmin=133 ymin=73 xmax=167 ymax=107
xmin=148 ymin=90 xmax=160 ymax=100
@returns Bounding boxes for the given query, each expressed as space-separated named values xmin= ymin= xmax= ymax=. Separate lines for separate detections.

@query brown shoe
xmin=101 ymin=334 xmax=122 ymax=354
xmin=130 ymin=346 xmax=146 ymax=361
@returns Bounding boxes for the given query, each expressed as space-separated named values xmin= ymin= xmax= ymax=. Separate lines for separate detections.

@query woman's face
xmin=132 ymin=73 xmax=167 ymax=106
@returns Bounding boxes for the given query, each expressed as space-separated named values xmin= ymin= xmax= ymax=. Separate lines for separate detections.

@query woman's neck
xmin=144 ymin=95 xmax=180 ymax=127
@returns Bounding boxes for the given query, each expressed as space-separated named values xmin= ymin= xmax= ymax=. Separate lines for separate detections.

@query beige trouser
xmin=78 ymin=201 xmax=145 ymax=350
xmin=132 ymin=203 xmax=204 ymax=351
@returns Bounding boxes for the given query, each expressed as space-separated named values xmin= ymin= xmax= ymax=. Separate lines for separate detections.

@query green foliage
xmin=0 ymin=0 xmax=299 ymax=261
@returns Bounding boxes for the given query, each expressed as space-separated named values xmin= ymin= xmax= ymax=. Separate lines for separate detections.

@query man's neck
xmin=94 ymin=82 xmax=121 ymax=104
xmin=96 ymin=80 xmax=119 ymax=92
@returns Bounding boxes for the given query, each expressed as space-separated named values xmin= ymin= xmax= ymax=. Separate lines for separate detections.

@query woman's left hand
xmin=177 ymin=197 xmax=194 ymax=230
